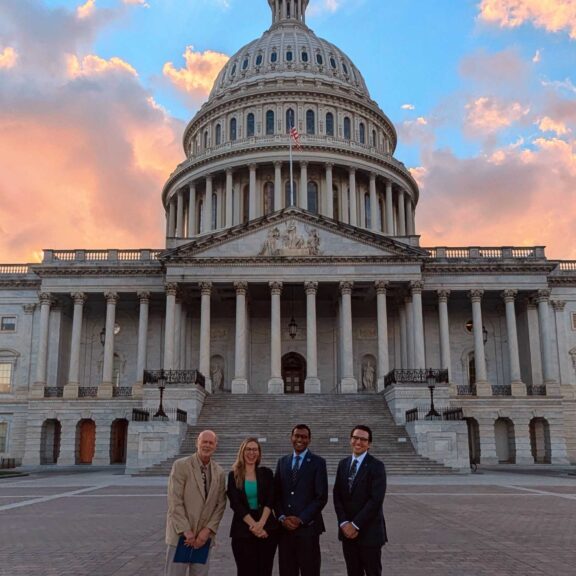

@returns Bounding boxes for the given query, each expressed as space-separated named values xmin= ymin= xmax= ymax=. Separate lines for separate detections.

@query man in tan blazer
xmin=165 ymin=430 xmax=227 ymax=576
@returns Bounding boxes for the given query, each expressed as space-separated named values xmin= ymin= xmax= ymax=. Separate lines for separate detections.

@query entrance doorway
xmin=40 ymin=419 xmax=61 ymax=465
xmin=110 ymin=419 xmax=129 ymax=464
xmin=530 ymin=418 xmax=551 ymax=464
xmin=76 ymin=419 xmax=96 ymax=464
xmin=494 ymin=417 xmax=516 ymax=463
xmin=282 ymin=352 xmax=306 ymax=394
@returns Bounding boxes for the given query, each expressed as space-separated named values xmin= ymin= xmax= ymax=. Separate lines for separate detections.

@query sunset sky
xmin=1 ymin=0 xmax=575 ymax=263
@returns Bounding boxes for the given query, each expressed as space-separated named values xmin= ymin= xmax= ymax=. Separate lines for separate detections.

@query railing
xmin=384 ymin=369 xmax=449 ymax=388
xmin=143 ymin=369 xmax=206 ymax=388
xmin=424 ymin=246 xmax=546 ymax=261
xmin=456 ymin=384 xmax=477 ymax=396
xmin=44 ymin=387 xmax=64 ymax=398
xmin=527 ymin=384 xmax=547 ymax=396
xmin=405 ymin=406 xmax=464 ymax=422
xmin=112 ymin=387 xmax=133 ymax=398
xmin=132 ymin=408 xmax=188 ymax=423
xmin=491 ymin=385 xmax=512 ymax=396
xmin=0 ymin=264 xmax=31 ymax=275
xmin=78 ymin=386 xmax=98 ymax=398
xmin=43 ymin=249 xmax=162 ymax=263
xmin=556 ymin=261 xmax=576 ymax=272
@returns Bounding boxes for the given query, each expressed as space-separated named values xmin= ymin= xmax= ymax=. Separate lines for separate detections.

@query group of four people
xmin=165 ymin=424 xmax=387 ymax=576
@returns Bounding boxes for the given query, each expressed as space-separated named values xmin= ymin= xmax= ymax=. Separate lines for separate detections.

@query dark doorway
xmin=40 ymin=419 xmax=61 ymax=465
xmin=76 ymin=419 xmax=96 ymax=464
xmin=282 ymin=352 xmax=306 ymax=394
xmin=465 ymin=417 xmax=481 ymax=466
xmin=110 ymin=419 xmax=129 ymax=464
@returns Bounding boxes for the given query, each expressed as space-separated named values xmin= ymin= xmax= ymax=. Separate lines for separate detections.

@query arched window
xmin=230 ymin=63 xmax=237 ymax=77
xmin=271 ymin=51 xmax=278 ymax=63
xmin=306 ymin=110 xmax=315 ymax=135
xmin=307 ymin=181 xmax=319 ymax=214
xmin=343 ymin=117 xmax=351 ymax=140
xmin=342 ymin=62 xmax=349 ymax=75
xmin=266 ymin=110 xmax=275 ymax=135
xmin=372 ymin=129 xmax=377 ymax=147
xmin=286 ymin=50 xmax=293 ymax=62
xmin=255 ymin=54 xmax=263 ymax=66
xmin=242 ymin=57 xmax=249 ymax=70
xmin=203 ymin=130 xmax=209 ymax=148
xmin=212 ymin=193 xmax=218 ymax=230
xmin=326 ymin=112 xmax=334 ymax=136
xmin=330 ymin=56 xmax=337 ymax=69
xmin=247 ymin=113 xmax=255 ymax=137
xmin=285 ymin=180 xmax=298 ymax=207
xmin=364 ymin=193 xmax=371 ymax=228
xmin=215 ymin=123 xmax=222 ymax=146
xmin=286 ymin=108 xmax=295 ymax=132
xmin=263 ymin=182 xmax=274 ymax=215
xmin=197 ymin=199 xmax=204 ymax=233
xmin=359 ymin=122 xmax=365 ymax=144
xmin=301 ymin=51 xmax=309 ymax=63
xmin=316 ymin=53 xmax=324 ymax=66
xmin=230 ymin=118 xmax=237 ymax=141
xmin=242 ymin=186 xmax=249 ymax=224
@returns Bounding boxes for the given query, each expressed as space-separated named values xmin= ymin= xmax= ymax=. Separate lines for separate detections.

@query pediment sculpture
xmin=258 ymin=220 xmax=322 ymax=257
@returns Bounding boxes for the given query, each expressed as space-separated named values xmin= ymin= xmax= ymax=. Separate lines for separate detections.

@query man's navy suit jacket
xmin=274 ymin=451 xmax=328 ymax=534
xmin=333 ymin=453 xmax=388 ymax=546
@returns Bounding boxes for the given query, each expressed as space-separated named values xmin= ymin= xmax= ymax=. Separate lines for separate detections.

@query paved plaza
xmin=1 ymin=467 xmax=575 ymax=576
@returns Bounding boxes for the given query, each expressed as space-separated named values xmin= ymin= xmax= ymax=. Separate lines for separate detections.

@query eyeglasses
xmin=244 ymin=448 xmax=260 ymax=453
xmin=351 ymin=435 xmax=370 ymax=443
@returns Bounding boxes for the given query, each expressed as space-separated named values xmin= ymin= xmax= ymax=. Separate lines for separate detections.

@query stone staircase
xmin=137 ymin=394 xmax=455 ymax=476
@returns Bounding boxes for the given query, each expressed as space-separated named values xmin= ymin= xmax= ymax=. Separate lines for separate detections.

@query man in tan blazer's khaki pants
xmin=165 ymin=430 xmax=227 ymax=576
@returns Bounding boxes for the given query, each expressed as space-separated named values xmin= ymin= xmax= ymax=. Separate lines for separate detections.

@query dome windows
xmin=359 ymin=122 xmax=365 ymax=144
xmin=247 ymin=113 xmax=255 ymax=137
xmin=326 ymin=112 xmax=334 ymax=136
xmin=307 ymin=181 xmax=319 ymax=214
xmin=316 ymin=53 xmax=324 ymax=66
xmin=266 ymin=110 xmax=275 ymax=135
xmin=306 ymin=110 xmax=315 ymax=135
xmin=230 ymin=63 xmax=237 ymax=77
xmin=342 ymin=62 xmax=349 ymax=75
xmin=242 ymin=57 xmax=249 ymax=70
xmin=343 ymin=117 xmax=351 ymax=140
xmin=330 ymin=56 xmax=337 ymax=69
xmin=301 ymin=51 xmax=309 ymax=63
xmin=286 ymin=50 xmax=293 ymax=62
xmin=286 ymin=108 xmax=295 ymax=131
xmin=230 ymin=118 xmax=237 ymax=142
xmin=271 ymin=50 xmax=278 ymax=63
xmin=256 ymin=54 xmax=263 ymax=66
xmin=215 ymin=123 xmax=222 ymax=146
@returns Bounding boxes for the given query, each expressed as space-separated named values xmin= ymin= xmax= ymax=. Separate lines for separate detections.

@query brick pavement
xmin=0 ymin=470 xmax=575 ymax=575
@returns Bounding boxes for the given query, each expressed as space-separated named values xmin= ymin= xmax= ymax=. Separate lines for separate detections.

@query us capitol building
xmin=1 ymin=0 xmax=575 ymax=471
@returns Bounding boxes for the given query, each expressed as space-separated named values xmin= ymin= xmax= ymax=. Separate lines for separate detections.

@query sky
xmin=0 ymin=0 xmax=575 ymax=263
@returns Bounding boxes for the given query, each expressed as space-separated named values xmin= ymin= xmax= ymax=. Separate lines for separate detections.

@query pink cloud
xmin=0 ymin=47 xmax=18 ymax=69
xmin=464 ymin=96 xmax=530 ymax=135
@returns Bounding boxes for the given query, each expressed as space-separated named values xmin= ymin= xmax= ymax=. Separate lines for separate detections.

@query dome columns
xmin=269 ymin=0 xmax=309 ymax=25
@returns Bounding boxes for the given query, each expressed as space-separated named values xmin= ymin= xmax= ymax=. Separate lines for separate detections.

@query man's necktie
xmin=200 ymin=465 xmax=208 ymax=498
xmin=291 ymin=455 xmax=301 ymax=484
xmin=348 ymin=458 xmax=358 ymax=491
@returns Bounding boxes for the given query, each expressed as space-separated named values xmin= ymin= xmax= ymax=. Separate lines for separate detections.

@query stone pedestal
xmin=341 ymin=377 xmax=358 ymax=394
xmin=545 ymin=381 xmax=561 ymax=396
xmin=475 ymin=380 xmax=492 ymax=397
xmin=29 ymin=383 xmax=45 ymax=400
xmin=304 ymin=377 xmax=321 ymax=394
xmin=97 ymin=383 xmax=113 ymax=399
xmin=268 ymin=377 xmax=284 ymax=394
xmin=231 ymin=378 xmax=248 ymax=394
xmin=132 ymin=383 xmax=144 ymax=400
xmin=511 ymin=381 xmax=527 ymax=397
xmin=63 ymin=384 xmax=79 ymax=400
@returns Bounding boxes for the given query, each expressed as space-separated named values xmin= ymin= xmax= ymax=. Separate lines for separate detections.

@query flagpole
xmin=289 ymin=125 xmax=294 ymax=206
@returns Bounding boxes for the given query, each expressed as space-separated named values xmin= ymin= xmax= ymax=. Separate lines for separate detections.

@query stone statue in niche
xmin=361 ymin=360 xmax=376 ymax=392
xmin=210 ymin=361 xmax=224 ymax=392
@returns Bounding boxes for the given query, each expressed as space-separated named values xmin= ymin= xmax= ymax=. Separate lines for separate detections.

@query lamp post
xmin=154 ymin=369 xmax=168 ymax=418
xmin=425 ymin=369 xmax=440 ymax=419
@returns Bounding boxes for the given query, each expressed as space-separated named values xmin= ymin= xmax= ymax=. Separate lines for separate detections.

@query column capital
xmin=104 ymin=291 xmax=119 ymax=304
xmin=325 ymin=162 xmax=334 ymax=169
xmin=437 ymin=289 xmax=451 ymax=302
xmin=22 ymin=303 xmax=36 ymax=315
xmin=274 ymin=161 xmax=282 ymax=168
xmin=502 ymin=289 xmax=518 ymax=303
xmin=469 ymin=289 xmax=484 ymax=302
xmin=339 ymin=281 xmax=354 ymax=295
xmin=165 ymin=283 xmax=179 ymax=296
xmin=189 ymin=181 xmax=196 ymax=191
xmin=249 ymin=163 xmax=257 ymax=171
xmin=348 ymin=166 xmax=356 ymax=175
xmin=234 ymin=281 xmax=248 ymax=295
xmin=369 ymin=172 xmax=377 ymax=181
xmin=200 ymin=281 xmax=213 ymax=295
xmin=551 ymin=300 xmax=566 ymax=311
xmin=536 ymin=289 xmax=551 ymax=303
xmin=269 ymin=281 xmax=283 ymax=295
xmin=226 ymin=167 xmax=234 ymax=176
xmin=375 ymin=280 xmax=389 ymax=295
xmin=300 ymin=160 xmax=308 ymax=168
xmin=205 ymin=173 xmax=213 ymax=183
xmin=71 ymin=292 xmax=87 ymax=305
xmin=410 ymin=280 xmax=424 ymax=295
xmin=38 ymin=292 xmax=53 ymax=306
xmin=304 ymin=281 xmax=318 ymax=295
xmin=137 ymin=291 xmax=151 ymax=303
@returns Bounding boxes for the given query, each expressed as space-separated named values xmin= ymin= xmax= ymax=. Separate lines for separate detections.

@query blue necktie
xmin=348 ymin=459 xmax=358 ymax=491
xmin=291 ymin=455 xmax=301 ymax=484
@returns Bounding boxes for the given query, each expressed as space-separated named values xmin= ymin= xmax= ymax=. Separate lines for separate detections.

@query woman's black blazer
xmin=227 ymin=466 xmax=278 ymax=538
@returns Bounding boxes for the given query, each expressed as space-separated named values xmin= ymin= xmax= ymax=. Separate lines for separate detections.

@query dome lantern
xmin=268 ymin=0 xmax=309 ymax=26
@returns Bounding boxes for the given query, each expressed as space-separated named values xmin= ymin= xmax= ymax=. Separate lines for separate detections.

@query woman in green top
xmin=227 ymin=437 xmax=278 ymax=576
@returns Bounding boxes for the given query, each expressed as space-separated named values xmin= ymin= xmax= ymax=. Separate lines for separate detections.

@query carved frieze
xmin=259 ymin=220 xmax=322 ymax=257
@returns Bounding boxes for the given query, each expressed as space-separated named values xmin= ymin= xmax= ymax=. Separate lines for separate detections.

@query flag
xmin=290 ymin=126 xmax=302 ymax=150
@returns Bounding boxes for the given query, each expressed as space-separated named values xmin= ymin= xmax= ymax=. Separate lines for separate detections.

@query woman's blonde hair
xmin=232 ymin=437 xmax=262 ymax=488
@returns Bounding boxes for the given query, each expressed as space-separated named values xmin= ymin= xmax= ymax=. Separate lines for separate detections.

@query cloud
xmin=308 ymin=0 xmax=348 ymax=16
xmin=464 ymin=96 xmax=530 ymax=135
xmin=537 ymin=116 xmax=570 ymax=135
xmin=459 ymin=49 xmax=530 ymax=91
xmin=123 ymin=0 xmax=150 ymax=6
xmin=77 ymin=0 xmax=97 ymax=20
xmin=542 ymin=77 xmax=576 ymax=95
xmin=478 ymin=0 xmax=576 ymax=39
xmin=0 ymin=0 xmax=184 ymax=263
xmin=532 ymin=49 xmax=541 ymax=62
xmin=0 ymin=47 xmax=18 ymax=69
xmin=163 ymin=45 xmax=229 ymax=101
xmin=401 ymin=104 xmax=415 ymax=110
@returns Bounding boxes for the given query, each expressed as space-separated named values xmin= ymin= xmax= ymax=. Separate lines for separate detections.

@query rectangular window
xmin=0 ymin=363 xmax=12 ymax=393
xmin=0 ymin=422 xmax=7 ymax=452
xmin=0 ymin=316 xmax=17 ymax=332
xmin=572 ymin=312 xmax=576 ymax=331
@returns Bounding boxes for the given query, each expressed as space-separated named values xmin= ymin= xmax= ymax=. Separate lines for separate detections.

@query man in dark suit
xmin=274 ymin=424 xmax=328 ymax=576
xmin=333 ymin=425 xmax=387 ymax=576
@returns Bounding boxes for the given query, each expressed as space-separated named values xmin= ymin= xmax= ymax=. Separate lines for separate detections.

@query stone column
xmin=406 ymin=196 xmax=415 ymax=235
xmin=405 ymin=296 xmax=414 ymax=367
xmin=64 ymin=292 xmax=86 ymax=399
xmin=340 ymin=281 xmax=357 ymax=392
xmin=99 ymin=291 xmax=119 ymax=399
xmin=304 ymin=282 xmax=321 ymax=393
xmin=168 ymin=199 xmax=176 ymax=237
xmin=469 ymin=290 xmax=490 ymax=396
xmin=132 ymin=291 xmax=150 ymax=399
xmin=199 ymin=282 xmax=213 ymax=393
xmin=437 ymin=290 xmax=451 ymax=376
xmin=385 ymin=181 xmax=394 ymax=235
xmin=341 ymin=179 xmax=350 ymax=224
xmin=31 ymin=292 xmax=53 ymax=397
xmin=300 ymin=161 xmax=308 ymax=210
xmin=232 ymin=282 xmax=249 ymax=394
xmin=411 ymin=281 xmax=426 ymax=369
xmin=399 ymin=303 xmax=408 ymax=369
xmin=174 ymin=298 xmax=182 ymax=369
xmin=536 ymin=289 xmax=559 ymax=394
xmin=188 ymin=182 xmax=197 ymax=236
xmin=349 ymin=168 xmax=357 ymax=226
xmin=274 ymin=161 xmax=283 ymax=211
xmin=226 ymin=169 xmax=234 ymax=228
xmin=204 ymin=175 xmax=213 ymax=232
xmin=325 ymin=163 xmax=334 ymax=219
xmin=176 ymin=190 xmax=184 ymax=238
xmin=163 ymin=283 xmax=177 ymax=372
xmin=249 ymin=164 xmax=257 ymax=220
xmin=551 ymin=300 xmax=572 ymax=385
xmin=268 ymin=282 xmax=284 ymax=394
xmin=369 ymin=173 xmax=378 ymax=231
xmin=397 ymin=189 xmax=406 ymax=236
xmin=502 ymin=290 xmax=525 ymax=396
xmin=375 ymin=281 xmax=389 ymax=391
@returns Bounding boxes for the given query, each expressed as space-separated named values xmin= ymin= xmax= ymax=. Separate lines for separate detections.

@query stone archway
xmin=76 ymin=419 xmax=96 ymax=464
xmin=465 ymin=417 xmax=481 ymax=466
xmin=282 ymin=352 xmax=306 ymax=394
xmin=110 ymin=419 xmax=129 ymax=464
xmin=40 ymin=419 xmax=61 ymax=465
xmin=530 ymin=417 xmax=551 ymax=464
xmin=494 ymin=417 xmax=516 ymax=464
